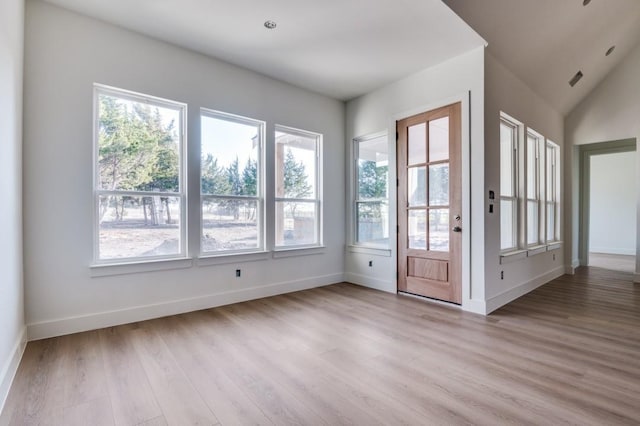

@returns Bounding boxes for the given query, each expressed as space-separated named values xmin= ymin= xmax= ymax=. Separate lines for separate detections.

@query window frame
xmin=274 ymin=124 xmax=323 ymax=250
xmin=499 ymin=115 xmax=521 ymax=253
xmin=525 ymin=128 xmax=545 ymax=248
xmin=92 ymin=84 xmax=188 ymax=265
xmin=353 ymin=132 xmax=389 ymax=249
xmin=545 ymin=141 xmax=561 ymax=243
xmin=199 ymin=108 xmax=266 ymax=257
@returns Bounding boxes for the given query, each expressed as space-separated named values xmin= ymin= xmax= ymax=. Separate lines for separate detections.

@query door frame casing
xmin=578 ymin=138 xmax=637 ymax=267
xmin=390 ymin=92 xmax=474 ymax=309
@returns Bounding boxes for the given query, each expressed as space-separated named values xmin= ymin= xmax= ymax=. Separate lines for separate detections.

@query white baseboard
xmin=589 ymin=248 xmax=636 ymax=256
xmin=462 ymin=298 xmax=487 ymax=315
xmin=485 ymin=266 xmax=565 ymax=314
xmin=344 ymin=272 xmax=395 ymax=294
xmin=0 ymin=326 xmax=27 ymax=415
xmin=27 ymin=273 xmax=344 ymax=341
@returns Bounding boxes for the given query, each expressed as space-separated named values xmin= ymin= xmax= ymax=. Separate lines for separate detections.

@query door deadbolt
xmin=452 ymin=226 xmax=462 ymax=232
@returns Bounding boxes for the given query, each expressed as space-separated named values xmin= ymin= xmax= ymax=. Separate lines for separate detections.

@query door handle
xmin=452 ymin=226 xmax=462 ymax=232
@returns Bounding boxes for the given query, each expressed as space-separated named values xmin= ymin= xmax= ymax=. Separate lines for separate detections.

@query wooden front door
xmin=397 ymin=103 xmax=462 ymax=304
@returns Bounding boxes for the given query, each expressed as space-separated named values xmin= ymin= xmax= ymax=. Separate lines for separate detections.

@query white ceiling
xmin=42 ymin=0 xmax=485 ymax=101
xmin=443 ymin=0 xmax=640 ymax=115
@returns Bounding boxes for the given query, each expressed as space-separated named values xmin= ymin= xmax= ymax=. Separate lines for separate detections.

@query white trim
xmin=485 ymin=266 xmax=565 ymax=314
xmin=344 ymin=272 xmax=395 ymax=293
xmin=272 ymin=246 xmax=325 ymax=258
xmin=27 ymin=273 xmax=344 ymax=341
xmin=90 ymin=257 xmax=193 ymax=277
xmin=462 ymin=298 xmax=487 ymax=315
xmin=500 ymin=250 xmax=527 ymax=264
xmin=197 ymin=251 xmax=270 ymax=267
xmin=0 ymin=326 xmax=27 ymax=414
xmin=527 ymin=245 xmax=547 ymax=257
xmin=346 ymin=245 xmax=392 ymax=257
xmin=589 ymin=248 xmax=636 ymax=256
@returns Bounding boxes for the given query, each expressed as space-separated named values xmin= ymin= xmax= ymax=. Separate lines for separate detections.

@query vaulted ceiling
xmin=443 ymin=0 xmax=640 ymax=115
xmin=41 ymin=0 xmax=640 ymax=112
xmin=41 ymin=0 xmax=485 ymax=101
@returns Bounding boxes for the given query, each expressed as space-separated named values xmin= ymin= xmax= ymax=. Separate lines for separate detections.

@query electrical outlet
xmin=500 ymin=271 xmax=504 ymax=280
xmin=235 ymin=269 xmax=241 ymax=278
xmin=368 ymin=260 xmax=373 ymax=267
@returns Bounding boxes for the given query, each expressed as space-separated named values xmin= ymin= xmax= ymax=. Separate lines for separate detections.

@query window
xmin=94 ymin=85 xmax=186 ymax=263
xmin=354 ymin=133 xmax=389 ymax=247
xmin=275 ymin=126 xmax=321 ymax=248
xmin=500 ymin=112 xmax=562 ymax=257
xmin=200 ymin=110 xmax=264 ymax=255
xmin=526 ymin=129 xmax=544 ymax=247
xmin=500 ymin=117 xmax=519 ymax=252
xmin=546 ymin=141 xmax=560 ymax=243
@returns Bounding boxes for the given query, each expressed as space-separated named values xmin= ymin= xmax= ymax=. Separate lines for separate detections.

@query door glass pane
xmin=408 ymin=167 xmax=426 ymax=207
xmin=429 ymin=117 xmax=449 ymax=162
xmin=408 ymin=123 xmax=426 ymax=165
xmin=429 ymin=164 xmax=449 ymax=206
xmin=408 ymin=210 xmax=426 ymax=250
xmin=500 ymin=199 xmax=515 ymax=250
xmin=429 ymin=209 xmax=449 ymax=252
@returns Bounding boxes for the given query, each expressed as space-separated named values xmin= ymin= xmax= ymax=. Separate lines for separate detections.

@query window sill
xmin=272 ymin=246 xmax=325 ymax=258
xmin=547 ymin=242 xmax=563 ymax=251
xmin=499 ymin=250 xmax=527 ymax=264
xmin=197 ymin=251 xmax=270 ymax=267
xmin=347 ymin=245 xmax=392 ymax=257
xmin=90 ymin=257 xmax=193 ymax=277
xmin=527 ymin=245 xmax=547 ymax=257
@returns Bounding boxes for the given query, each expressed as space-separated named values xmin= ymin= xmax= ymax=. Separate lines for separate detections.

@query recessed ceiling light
xmin=569 ymin=70 xmax=583 ymax=87
xmin=606 ymin=45 xmax=615 ymax=56
xmin=583 ymin=0 xmax=591 ymax=5
xmin=264 ymin=20 xmax=277 ymax=30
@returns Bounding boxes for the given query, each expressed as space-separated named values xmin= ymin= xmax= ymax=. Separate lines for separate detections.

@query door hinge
xmin=396 ymin=225 xmax=399 ymax=233
xmin=396 ymin=131 xmax=399 ymax=141
xmin=396 ymin=178 xmax=399 ymax=187
xmin=396 ymin=271 xmax=399 ymax=280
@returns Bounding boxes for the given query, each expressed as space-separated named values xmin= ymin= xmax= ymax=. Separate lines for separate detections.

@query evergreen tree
xmin=283 ymin=148 xmax=312 ymax=198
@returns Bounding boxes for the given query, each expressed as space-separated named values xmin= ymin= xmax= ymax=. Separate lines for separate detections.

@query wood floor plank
xmin=129 ymin=325 xmax=219 ymax=425
xmin=3 ymin=265 xmax=640 ymax=425
xmin=98 ymin=326 xmax=162 ymax=426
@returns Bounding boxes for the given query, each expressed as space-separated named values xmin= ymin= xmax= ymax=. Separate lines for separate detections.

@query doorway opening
xmin=579 ymin=139 xmax=637 ymax=273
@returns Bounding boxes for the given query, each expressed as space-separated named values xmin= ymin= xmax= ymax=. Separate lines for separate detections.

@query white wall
xmin=484 ymin=53 xmax=565 ymax=312
xmin=345 ymin=47 xmax=487 ymax=314
xmin=0 ymin=0 xmax=26 ymax=411
xmin=23 ymin=1 xmax=345 ymax=339
xmin=565 ymin=41 xmax=640 ymax=275
xmin=589 ymin=152 xmax=636 ymax=255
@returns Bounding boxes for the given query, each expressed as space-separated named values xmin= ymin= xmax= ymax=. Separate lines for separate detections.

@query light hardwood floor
xmin=2 ymin=266 xmax=640 ymax=425
xmin=589 ymin=252 xmax=636 ymax=273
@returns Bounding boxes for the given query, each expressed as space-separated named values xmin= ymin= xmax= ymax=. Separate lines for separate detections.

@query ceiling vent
xmin=569 ymin=71 xmax=583 ymax=87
